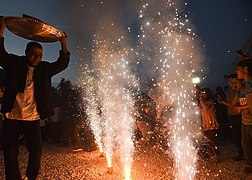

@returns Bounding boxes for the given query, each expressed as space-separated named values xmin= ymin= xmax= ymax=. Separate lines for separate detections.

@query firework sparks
xmin=79 ymin=0 xmax=205 ymax=179
xmin=137 ymin=0 xmax=203 ymax=179
xmin=81 ymin=24 xmax=139 ymax=179
xmin=83 ymin=75 xmax=104 ymax=154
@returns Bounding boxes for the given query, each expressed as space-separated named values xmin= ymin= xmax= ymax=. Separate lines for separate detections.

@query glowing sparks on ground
xmin=79 ymin=0 xmax=205 ymax=179
xmin=82 ymin=75 xmax=104 ymax=155
xmin=107 ymin=165 xmax=113 ymax=175
xmin=81 ymin=28 xmax=138 ymax=178
xmin=124 ymin=166 xmax=131 ymax=180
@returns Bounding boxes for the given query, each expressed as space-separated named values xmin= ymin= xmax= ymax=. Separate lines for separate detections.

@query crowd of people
xmin=0 ymin=13 xmax=252 ymax=179
xmin=133 ymin=50 xmax=252 ymax=175
xmin=40 ymin=79 xmax=97 ymax=152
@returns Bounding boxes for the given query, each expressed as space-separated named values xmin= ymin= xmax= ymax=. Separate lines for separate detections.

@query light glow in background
xmin=80 ymin=0 xmax=204 ymax=179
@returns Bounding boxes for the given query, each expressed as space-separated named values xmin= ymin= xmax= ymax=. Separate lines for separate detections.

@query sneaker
xmin=244 ymin=165 xmax=252 ymax=174
xmin=71 ymin=147 xmax=83 ymax=152
xmin=232 ymin=154 xmax=244 ymax=161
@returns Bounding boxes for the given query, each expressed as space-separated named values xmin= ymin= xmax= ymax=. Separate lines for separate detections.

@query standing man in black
xmin=0 ymin=16 xmax=70 ymax=180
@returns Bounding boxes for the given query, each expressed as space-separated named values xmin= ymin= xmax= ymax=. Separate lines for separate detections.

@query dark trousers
xmin=3 ymin=118 xmax=42 ymax=180
xmin=230 ymin=115 xmax=243 ymax=155
xmin=241 ymin=124 xmax=252 ymax=165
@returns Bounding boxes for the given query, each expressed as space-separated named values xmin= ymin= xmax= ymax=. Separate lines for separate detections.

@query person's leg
xmin=51 ymin=122 xmax=60 ymax=144
xmin=248 ymin=125 xmax=252 ymax=164
xmin=25 ymin=120 xmax=42 ymax=180
xmin=230 ymin=115 xmax=243 ymax=156
xmin=3 ymin=118 xmax=22 ymax=180
xmin=82 ymin=120 xmax=97 ymax=151
xmin=60 ymin=118 xmax=71 ymax=146
xmin=71 ymin=123 xmax=83 ymax=150
xmin=204 ymin=130 xmax=220 ymax=157
xmin=241 ymin=124 xmax=252 ymax=173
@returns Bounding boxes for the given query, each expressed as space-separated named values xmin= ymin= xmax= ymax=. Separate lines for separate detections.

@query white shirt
xmin=6 ymin=66 xmax=40 ymax=120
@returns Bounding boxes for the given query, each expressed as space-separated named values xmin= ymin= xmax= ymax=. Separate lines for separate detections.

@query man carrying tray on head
xmin=0 ymin=16 xmax=70 ymax=180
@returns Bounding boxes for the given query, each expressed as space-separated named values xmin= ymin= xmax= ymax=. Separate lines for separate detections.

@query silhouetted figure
xmin=214 ymin=86 xmax=230 ymax=140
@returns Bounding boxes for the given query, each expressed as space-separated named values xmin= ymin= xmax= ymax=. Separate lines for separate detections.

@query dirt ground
xmin=0 ymin=140 xmax=252 ymax=180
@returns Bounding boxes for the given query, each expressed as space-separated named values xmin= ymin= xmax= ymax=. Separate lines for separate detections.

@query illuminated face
xmin=233 ymin=78 xmax=244 ymax=91
xmin=26 ymin=47 xmax=43 ymax=66
xmin=228 ymin=78 xmax=236 ymax=90
xmin=236 ymin=66 xmax=246 ymax=80
xmin=200 ymin=90 xmax=206 ymax=97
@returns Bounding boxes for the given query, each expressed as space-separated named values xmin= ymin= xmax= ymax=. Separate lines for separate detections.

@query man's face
xmin=236 ymin=66 xmax=247 ymax=80
xmin=228 ymin=78 xmax=236 ymax=90
xmin=200 ymin=90 xmax=206 ymax=97
xmin=26 ymin=47 xmax=43 ymax=66
xmin=233 ymin=78 xmax=244 ymax=91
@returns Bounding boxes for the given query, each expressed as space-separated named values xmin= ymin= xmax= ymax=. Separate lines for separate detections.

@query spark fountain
xmin=83 ymin=74 xmax=105 ymax=155
xmin=79 ymin=0 xmax=205 ymax=179
xmin=82 ymin=29 xmax=139 ymax=179
xmin=137 ymin=0 xmax=204 ymax=179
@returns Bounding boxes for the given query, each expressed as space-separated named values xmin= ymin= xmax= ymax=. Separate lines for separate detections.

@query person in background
xmin=214 ymin=86 xmax=229 ymax=140
xmin=69 ymin=87 xmax=85 ymax=152
xmin=70 ymin=86 xmax=97 ymax=152
xmin=46 ymin=100 xmax=62 ymax=144
xmin=0 ymin=16 xmax=70 ymax=180
xmin=216 ymin=74 xmax=244 ymax=161
xmin=135 ymin=93 xmax=157 ymax=147
xmin=148 ymin=81 xmax=172 ymax=121
xmin=148 ymin=82 xmax=163 ymax=120
xmin=235 ymin=58 xmax=252 ymax=174
xmin=199 ymin=88 xmax=219 ymax=162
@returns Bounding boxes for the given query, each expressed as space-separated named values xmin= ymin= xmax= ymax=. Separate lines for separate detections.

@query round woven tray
xmin=4 ymin=14 xmax=63 ymax=42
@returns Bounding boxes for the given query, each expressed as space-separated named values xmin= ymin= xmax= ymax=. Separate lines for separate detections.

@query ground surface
xmin=0 ymin=141 xmax=252 ymax=180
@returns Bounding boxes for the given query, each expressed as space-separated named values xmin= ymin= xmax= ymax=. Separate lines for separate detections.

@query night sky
xmin=1 ymin=0 xmax=252 ymax=90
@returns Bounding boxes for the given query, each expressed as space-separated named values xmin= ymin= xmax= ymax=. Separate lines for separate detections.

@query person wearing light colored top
xmin=235 ymin=58 xmax=252 ymax=174
xmin=199 ymin=87 xmax=219 ymax=161
xmin=0 ymin=16 xmax=70 ymax=180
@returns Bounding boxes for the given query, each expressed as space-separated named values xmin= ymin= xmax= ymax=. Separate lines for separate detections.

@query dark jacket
xmin=0 ymin=37 xmax=70 ymax=119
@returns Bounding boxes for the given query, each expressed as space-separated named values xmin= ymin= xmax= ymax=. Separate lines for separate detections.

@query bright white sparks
xmin=137 ymin=0 xmax=203 ymax=179
xmin=82 ymin=31 xmax=139 ymax=179
xmin=79 ymin=0 xmax=205 ymax=179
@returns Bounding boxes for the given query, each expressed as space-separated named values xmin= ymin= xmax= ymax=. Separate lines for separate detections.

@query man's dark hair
xmin=25 ymin=41 xmax=43 ymax=55
xmin=237 ymin=58 xmax=252 ymax=76
xmin=228 ymin=73 xmax=238 ymax=79
xmin=236 ymin=49 xmax=244 ymax=55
